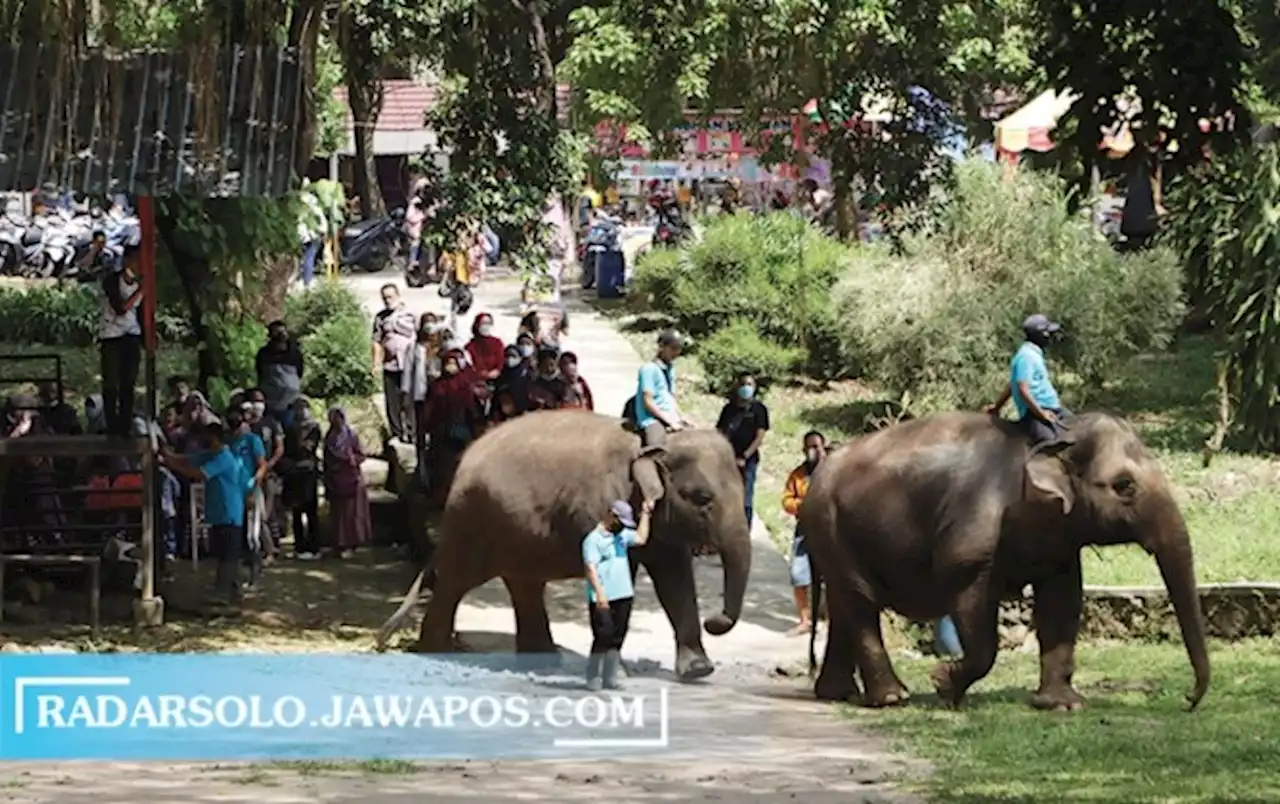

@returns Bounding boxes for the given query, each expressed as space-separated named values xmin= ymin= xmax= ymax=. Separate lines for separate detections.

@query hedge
xmin=835 ymin=161 xmax=1185 ymax=412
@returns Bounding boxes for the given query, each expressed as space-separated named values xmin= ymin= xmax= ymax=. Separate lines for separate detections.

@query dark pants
xmin=291 ymin=486 xmax=320 ymax=554
xmin=209 ymin=524 xmax=244 ymax=602
xmin=641 ymin=421 xmax=666 ymax=448
xmin=588 ymin=596 xmax=634 ymax=654
xmin=1022 ymin=407 xmax=1070 ymax=445
xmin=100 ymin=335 xmax=141 ymax=436
xmin=383 ymin=370 xmax=406 ymax=440
xmin=740 ymin=457 xmax=758 ymax=526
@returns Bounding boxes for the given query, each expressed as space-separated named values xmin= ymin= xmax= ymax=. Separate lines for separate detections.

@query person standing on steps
xmin=98 ymin=245 xmax=144 ymax=437
xmin=371 ymin=283 xmax=417 ymax=443
xmin=633 ymin=329 xmax=685 ymax=447
xmin=716 ymin=372 xmax=769 ymax=527
xmin=583 ymin=499 xmax=654 ymax=691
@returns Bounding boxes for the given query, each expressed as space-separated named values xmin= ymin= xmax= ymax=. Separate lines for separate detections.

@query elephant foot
xmin=676 ymin=654 xmax=716 ymax=682
xmin=930 ymin=662 xmax=964 ymax=708
xmin=864 ymin=685 xmax=911 ymax=708
xmin=1031 ymin=686 xmax=1085 ymax=712
xmin=814 ymin=672 xmax=861 ymax=703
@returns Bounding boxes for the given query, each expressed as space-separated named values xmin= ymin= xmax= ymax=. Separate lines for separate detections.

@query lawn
xmin=598 ymin=303 xmax=1280 ymax=586
xmin=0 ymin=342 xmax=384 ymax=447
xmin=864 ymin=639 xmax=1280 ymax=803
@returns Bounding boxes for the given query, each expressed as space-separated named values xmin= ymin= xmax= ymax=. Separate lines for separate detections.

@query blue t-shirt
xmin=634 ymin=360 xmax=676 ymax=429
xmin=1010 ymin=341 xmax=1060 ymax=419
xmin=230 ymin=431 xmax=267 ymax=492
xmin=582 ymin=524 xmax=640 ymax=603
xmin=195 ymin=446 xmax=247 ymax=527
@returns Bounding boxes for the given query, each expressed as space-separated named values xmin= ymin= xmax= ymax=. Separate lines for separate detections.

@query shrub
xmin=836 ymin=161 xmax=1184 ymax=412
xmin=284 ymin=279 xmax=369 ymax=338
xmin=696 ymin=319 xmax=805 ymax=393
xmin=0 ymin=285 xmax=193 ymax=346
xmin=300 ymin=314 xmax=377 ymax=399
xmin=631 ymin=212 xmax=852 ymax=377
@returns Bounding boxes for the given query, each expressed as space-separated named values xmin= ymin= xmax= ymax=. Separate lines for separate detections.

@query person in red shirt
xmin=559 ymin=351 xmax=594 ymax=410
xmin=465 ymin=312 xmax=505 ymax=381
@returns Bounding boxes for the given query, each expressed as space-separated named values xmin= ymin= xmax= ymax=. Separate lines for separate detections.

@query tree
xmin=562 ymin=0 xmax=1038 ymax=238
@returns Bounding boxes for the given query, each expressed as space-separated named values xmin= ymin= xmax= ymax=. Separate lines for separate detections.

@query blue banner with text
xmin=0 ymin=654 xmax=669 ymax=761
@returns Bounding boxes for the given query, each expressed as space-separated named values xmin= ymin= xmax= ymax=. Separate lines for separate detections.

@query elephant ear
xmin=631 ymin=446 xmax=668 ymax=502
xmin=1024 ymin=440 xmax=1075 ymax=515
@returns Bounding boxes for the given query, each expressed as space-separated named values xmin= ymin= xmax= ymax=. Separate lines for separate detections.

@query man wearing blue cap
xmin=985 ymin=313 xmax=1070 ymax=444
xmin=582 ymin=498 xmax=654 ymax=691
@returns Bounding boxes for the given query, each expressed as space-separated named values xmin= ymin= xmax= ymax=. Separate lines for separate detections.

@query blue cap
xmin=609 ymin=500 xmax=637 ymax=529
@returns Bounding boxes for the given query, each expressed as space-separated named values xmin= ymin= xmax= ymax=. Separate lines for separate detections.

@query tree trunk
xmin=155 ymin=208 xmax=220 ymax=391
xmin=287 ymin=0 xmax=325 ymax=176
xmin=520 ymin=0 xmax=557 ymax=118
xmin=346 ymin=78 xmax=385 ymax=219
xmin=252 ymin=256 xmax=295 ymax=323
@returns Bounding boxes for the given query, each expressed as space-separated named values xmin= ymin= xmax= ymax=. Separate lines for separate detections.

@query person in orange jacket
xmin=781 ymin=429 xmax=826 ymax=636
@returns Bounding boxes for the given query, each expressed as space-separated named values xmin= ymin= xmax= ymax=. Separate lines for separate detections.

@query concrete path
xmin=0 ymin=271 xmax=923 ymax=803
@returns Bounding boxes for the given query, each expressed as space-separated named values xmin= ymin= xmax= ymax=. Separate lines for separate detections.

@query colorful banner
xmin=0 ymin=654 xmax=670 ymax=761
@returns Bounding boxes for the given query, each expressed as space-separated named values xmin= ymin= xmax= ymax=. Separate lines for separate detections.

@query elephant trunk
xmin=703 ymin=521 xmax=751 ymax=636
xmin=1150 ymin=512 xmax=1211 ymax=710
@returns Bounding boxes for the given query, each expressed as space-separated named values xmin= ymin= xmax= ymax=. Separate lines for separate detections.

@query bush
xmin=836 ymin=161 xmax=1185 ymax=412
xmin=631 ymin=212 xmax=852 ymax=377
xmin=301 ymin=314 xmax=378 ymax=399
xmin=696 ymin=319 xmax=805 ymax=393
xmin=0 ymin=285 xmax=193 ymax=346
xmin=284 ymin=279 xmax=369 ymax=338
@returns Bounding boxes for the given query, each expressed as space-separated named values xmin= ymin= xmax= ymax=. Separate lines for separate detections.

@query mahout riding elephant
xmin=376 ymin=409 xmax=752 ymax=681
xmin=801 ymin=411 xmax=1209 ymax=711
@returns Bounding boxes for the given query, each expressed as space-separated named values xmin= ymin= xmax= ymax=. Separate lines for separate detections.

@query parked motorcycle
xmin=652 ymin=200 xmax=686 ymax=248
xmin=338 ymin=208 xmax=408 ymax=274
xmin=0 ymin=213 xmax=23 ymax=275
xmin=579 ymin=213 xmax=621 ymax=290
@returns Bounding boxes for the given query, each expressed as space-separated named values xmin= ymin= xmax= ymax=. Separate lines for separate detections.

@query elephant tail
xmin=374 ymin=560 xmax=434 ymax=652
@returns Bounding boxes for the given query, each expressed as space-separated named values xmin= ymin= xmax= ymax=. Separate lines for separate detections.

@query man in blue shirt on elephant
xmin=985 ymin=313 xmax=1071 ymax=444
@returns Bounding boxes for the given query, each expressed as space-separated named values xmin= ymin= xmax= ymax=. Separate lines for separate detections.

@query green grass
xmin=0 ymin=342 xmax=385 ymax=449
xmin=864 ymin=639 xmax=1280 ymax=803
xmin=598 ymin=301 xmax=1280 ymax=586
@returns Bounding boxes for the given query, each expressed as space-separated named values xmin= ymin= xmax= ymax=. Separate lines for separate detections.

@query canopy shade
xmin=995 ymin=90 xmax=1080 ymax=154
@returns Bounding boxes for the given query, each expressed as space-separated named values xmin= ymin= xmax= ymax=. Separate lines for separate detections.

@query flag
xmin=802 ymin=98 xmax=822 ymax=123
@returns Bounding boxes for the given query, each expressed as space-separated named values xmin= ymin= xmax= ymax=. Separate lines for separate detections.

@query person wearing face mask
xmin=984 ymin=313 xmax=1070 ymax=445
xmin=558 ymin=351 xmax=594 ymax=410
xmin=423 ymin=348 xmax=483 ymax=506
xmin=371 ymin=283 xmax=418 ymax=443
xmin=496 ymin=344 xmax=532 ymax=415
xmin=255 ymin=321 xmax=305 ymax=427
xmin=465 ymin=312 xmax=505 ymax=381
xmin=245 ymin=389 xmax=285 ymax=564
xmin=715 ymin=373 xmax=770 ymax=527
xmin=98 ymin=245 xmax=144 ymax=437
xmin=781 ymin=430 xmax=826 ymax=636
xmin=515 ymin=332 xmax=538 ymax=368
xmin=402 ymin=315 xmax=443 ymax=455
xmin=582 ymin=499 xmax=654 ymax=691
xmin=225 ymin=406 xmax=268 ymax=586
xmin=529 ymin=348 xmax=569 ymax=411
xmin=283 ymin=398 xmax=323 ymax=559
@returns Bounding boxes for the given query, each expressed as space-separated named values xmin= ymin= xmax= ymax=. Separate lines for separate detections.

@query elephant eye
xmin=1111 ymin=475 xmax=1137 ymax=499
xmin=684 ymin=487 xmax=714 ymax=507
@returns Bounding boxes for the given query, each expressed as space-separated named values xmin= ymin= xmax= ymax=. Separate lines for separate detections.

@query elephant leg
xmin=931 ymin=573 xmax=999 ymax=707
xmin=416 ymin=544 xmax=496 ymax=653
xmin=849 ymin=598 xmax=910 ymax=707
xmin=1031 ymin=557 xmax=1085 ymax=711
xmin=503 ymin=576 xmax=559 ymax=658
xmin=814 ymin=583 xmax=862 ymax=702
xmin=642 ymin=548 xmax=714 ymax=681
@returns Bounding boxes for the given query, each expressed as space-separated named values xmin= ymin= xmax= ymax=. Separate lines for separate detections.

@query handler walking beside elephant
xmin=985 ymin=313 xmax=1071 ymax=443
xmin=583 ymin=499 xmax=654 ymax=690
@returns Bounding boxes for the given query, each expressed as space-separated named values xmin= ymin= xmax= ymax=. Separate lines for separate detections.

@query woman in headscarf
xmin=496 ymin=343 xmax=532 ymax=414
xmin=423 ymin=348 xmax=484 ymax=507
xmin=466 ymin=312 xmax=505 ymax=381
xmin=323 ymin=406 xmax=372 ymax=559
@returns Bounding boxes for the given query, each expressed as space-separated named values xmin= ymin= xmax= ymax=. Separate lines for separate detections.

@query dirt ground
xmin=0 ymin=546 xmax=926 ymax=803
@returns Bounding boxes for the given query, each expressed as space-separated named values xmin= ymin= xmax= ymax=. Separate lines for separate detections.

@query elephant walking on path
xmin=377 ymin=410 xmax=753 ymax=681
xmin=800 ymin=411 xmax=1210 ymax=711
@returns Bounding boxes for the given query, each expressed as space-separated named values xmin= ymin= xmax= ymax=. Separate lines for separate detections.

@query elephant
xmin=800 ymin=411 xmax=1210 ymax=711
xmin=375 ymin=409 xmax=753 ymax=681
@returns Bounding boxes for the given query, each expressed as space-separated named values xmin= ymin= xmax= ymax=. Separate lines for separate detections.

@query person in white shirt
xmin=98 ymin=246 xmax=143 ymax=437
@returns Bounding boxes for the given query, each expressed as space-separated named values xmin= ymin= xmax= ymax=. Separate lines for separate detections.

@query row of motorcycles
xmin=0 ymin=203 xmax=141 ymax=281
xmin=577 ymin=194 xmax=688 ymax=290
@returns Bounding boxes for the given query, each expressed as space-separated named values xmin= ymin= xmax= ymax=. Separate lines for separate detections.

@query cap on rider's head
xmin=1022 ymin=313 xmax=1062 ymax=340
xmin=657 ymin=329 xmax=685 ymax=349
